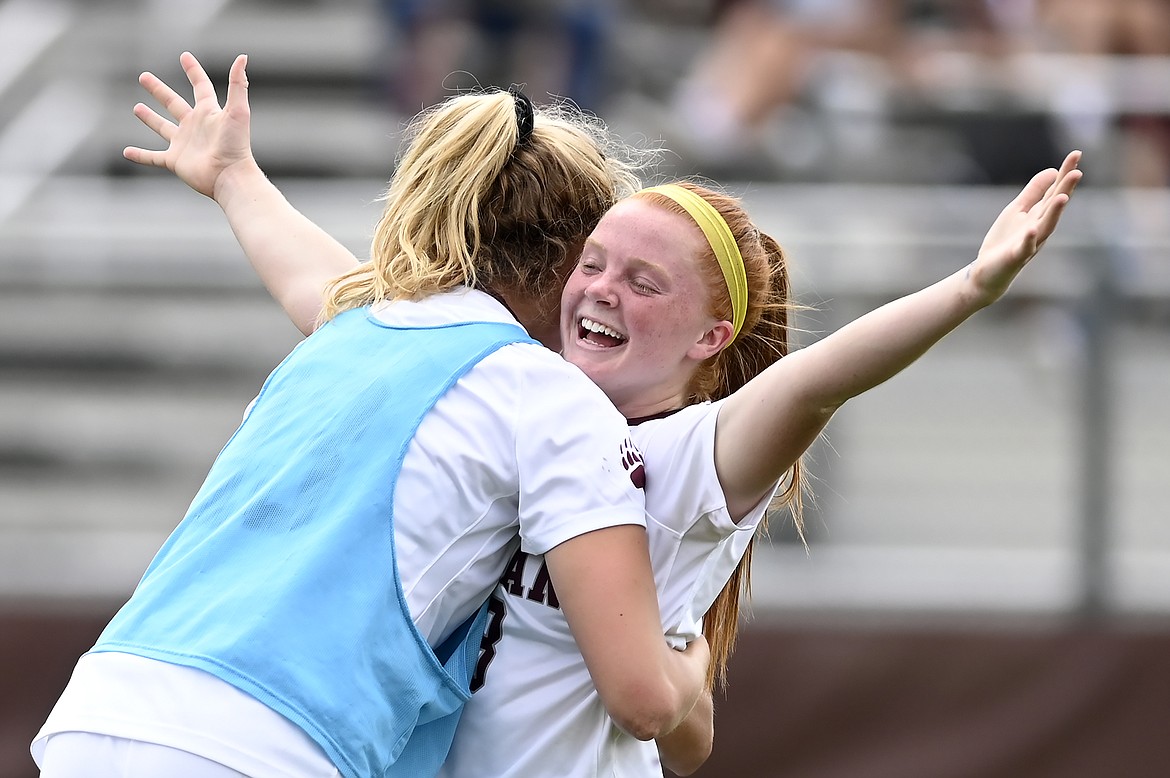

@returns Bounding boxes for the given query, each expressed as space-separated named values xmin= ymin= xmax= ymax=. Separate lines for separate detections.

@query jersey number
xmin=470 ymin=595 xmax=507 ymax=692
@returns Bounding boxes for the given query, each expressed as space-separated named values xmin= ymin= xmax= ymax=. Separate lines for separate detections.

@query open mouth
xmin=578 ymin=316 xmax=628 ymax=348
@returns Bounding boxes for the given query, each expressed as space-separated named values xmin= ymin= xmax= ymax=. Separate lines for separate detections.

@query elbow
xmin=594 ymin=641 xmax=708 ymax=743
xmin=611 ymin=708 xmax=669 ymax=743
xmin=605 ymin=684 xmax=686 ymax=741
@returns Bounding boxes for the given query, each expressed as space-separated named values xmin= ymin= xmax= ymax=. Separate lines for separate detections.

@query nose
xmin=583 ymin=270 xmax=618 ymax=307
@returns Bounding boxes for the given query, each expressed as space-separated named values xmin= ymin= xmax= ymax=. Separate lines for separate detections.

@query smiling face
xmin=559 ymin=198 xmax=735 ymax=418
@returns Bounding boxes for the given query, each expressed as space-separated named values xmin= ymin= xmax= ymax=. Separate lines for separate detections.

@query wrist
xmin=212 ymin=157 xmax=267 ymax=206
xmin=960 ymin=261 xmax=1001 ymax=311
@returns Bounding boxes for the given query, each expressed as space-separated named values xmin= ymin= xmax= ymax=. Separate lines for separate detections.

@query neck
xmin=488 ymin=286 xmax=561 ymax=351
xmin=613 ymin=388 xmax=690 ymax=421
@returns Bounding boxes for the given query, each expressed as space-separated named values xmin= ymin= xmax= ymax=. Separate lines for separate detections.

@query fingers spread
xmin=132 ymin=102 xmax=176 ymax=141
xmin=180 ymin=50 xmax=220 ymax=109
xmin=139 ymin=70 xmax=193 ymax=121
xmin=225 ymin=53 xmax=250 ymax=114
xmin=230 ymin=53 xmax=248 ymax=86
xmin=123 ymin=146 xmax=165 ymax=168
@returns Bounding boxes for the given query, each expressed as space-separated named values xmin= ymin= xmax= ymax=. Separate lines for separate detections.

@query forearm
xmin=214 ymin=161 xmax=361 ymax=334
xmin=640 ymin=637 xmax=710 ymax=741
xmin=718 ymin=152 xmax=1080 ymax=514
xmin=656 ymin=686 xmax=713 ymax=776
xmin=597 ymin=636 xmax=708 ymax=741
xmin=590 ymin=603 xmax=708 ymax=741
xmin=716 ymin=265 xmax=985 ymax=515
xmin=785 ymin=148 xmax=1081 ymax=409
xmin=548 ymin=526 xmax=710 ymax=740
xmin=788 ymin=264 xmax=985 ymax=409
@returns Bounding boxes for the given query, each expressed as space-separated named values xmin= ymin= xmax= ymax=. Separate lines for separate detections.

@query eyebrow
xmin=583 ymin=238 xmax=668 ymax=277
xmin=583 ymin=237 xmax=606 ymax=255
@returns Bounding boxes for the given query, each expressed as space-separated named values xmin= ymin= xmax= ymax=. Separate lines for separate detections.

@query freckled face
xmin=559 ymin=199 xmax=728 ymax=418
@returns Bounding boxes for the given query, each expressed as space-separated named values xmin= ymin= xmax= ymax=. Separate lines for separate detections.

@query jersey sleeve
xmin=509 ymin=347 xmax=647 ymax=555
xmin=634 ymin=401 xmax=778 ymax=646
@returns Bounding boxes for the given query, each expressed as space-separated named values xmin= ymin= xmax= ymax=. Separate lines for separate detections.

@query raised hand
xmin=123 ymin=51 xmax=255 ymax=200
xmin=969 ymin=150 xmax=1083 ymax=305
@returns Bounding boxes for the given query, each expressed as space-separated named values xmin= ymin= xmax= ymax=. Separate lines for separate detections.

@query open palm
xmin=969 ymin=150 xmax=1083 ymax=305
xmin=123 ymin=51 xmax=253 ymax=200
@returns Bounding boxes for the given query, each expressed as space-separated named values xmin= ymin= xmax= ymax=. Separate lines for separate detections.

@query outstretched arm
xmin=125 ymin=51 xmax=359 ymax=334
xmin=715 ymin=151 xmax=1084 ymax=519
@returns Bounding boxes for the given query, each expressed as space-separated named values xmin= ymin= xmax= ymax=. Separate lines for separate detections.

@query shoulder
xmin=636 ymin=401 xmax=728 ymax=530
xmin=481 ymin=343 xmax=625 ymax=419
xmin=632 ymin=400 xmax=721 ymax=453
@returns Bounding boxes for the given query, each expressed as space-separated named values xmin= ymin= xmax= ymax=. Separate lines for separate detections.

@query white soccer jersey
xmin=32 ymin=288 xmax=647 ymax=777
xmin=440 ymin=400 xmax=776 ymax=778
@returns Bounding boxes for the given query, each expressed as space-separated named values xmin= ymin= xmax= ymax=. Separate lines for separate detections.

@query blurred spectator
xmin=378 ymin=0 xmax=619 ymax=115
xmin=667 ymin=0 xmax=1170 ymax=185
xmin=885 ymin=0 xmax=1065 ymax=185
xmin=1035 ymin=0 xmax=1170 ymax=187
xmin=1038 ymin=0 xmax=1170 ymax=63
xmin=667 ymin=1 xmax=1071 ymax=182
xmin=668 ymin=0 xmax=902 ymax=177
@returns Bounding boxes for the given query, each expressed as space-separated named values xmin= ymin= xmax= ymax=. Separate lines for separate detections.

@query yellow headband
xmin=638 ymin=184 xmax=747 ymax=342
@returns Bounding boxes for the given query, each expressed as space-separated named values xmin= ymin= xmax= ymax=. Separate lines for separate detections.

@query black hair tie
xmin=507 ymin=85 xmax=534 ymax=147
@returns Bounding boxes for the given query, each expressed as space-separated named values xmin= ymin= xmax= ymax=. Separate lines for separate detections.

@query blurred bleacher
xmin=2 ymin=1 xmax=1169 ymax=776
xmin=3 ymin=0 xmax=1167 ymax=617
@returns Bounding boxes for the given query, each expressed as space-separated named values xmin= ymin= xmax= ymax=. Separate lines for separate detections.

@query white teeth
xmin=580 ymin=317 xmax=627 ymax=341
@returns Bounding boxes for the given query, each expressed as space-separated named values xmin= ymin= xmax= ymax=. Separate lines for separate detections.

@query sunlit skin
xmin=560 ymin=199 xmax=735 ymax=420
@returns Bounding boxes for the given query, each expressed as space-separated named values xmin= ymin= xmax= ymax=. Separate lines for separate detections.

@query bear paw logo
xmin=619 ymin=438 xmax=646 ymax=490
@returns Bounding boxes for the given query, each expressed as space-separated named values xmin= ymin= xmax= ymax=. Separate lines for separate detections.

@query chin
xmin=571 ymin=354 xmax=613 ymax=388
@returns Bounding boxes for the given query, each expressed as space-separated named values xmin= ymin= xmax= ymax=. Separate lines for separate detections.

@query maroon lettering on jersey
xmin=500 ymin=549 xmax=528 ymax=596
xmin=526 ymin=560 xmax=560 ymax=609
xmin=619 ymin=437 xmax=646 ymax=490
xmin=471 ymin=595 xmax=507 ymax=693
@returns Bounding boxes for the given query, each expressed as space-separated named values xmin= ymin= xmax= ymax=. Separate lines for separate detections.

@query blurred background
xmin=1 ymin=0 xmax=1168 ymax=776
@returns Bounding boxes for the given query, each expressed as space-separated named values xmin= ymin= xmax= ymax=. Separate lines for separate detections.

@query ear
xmin=687 ymin=319 xmax=735 ymax=361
